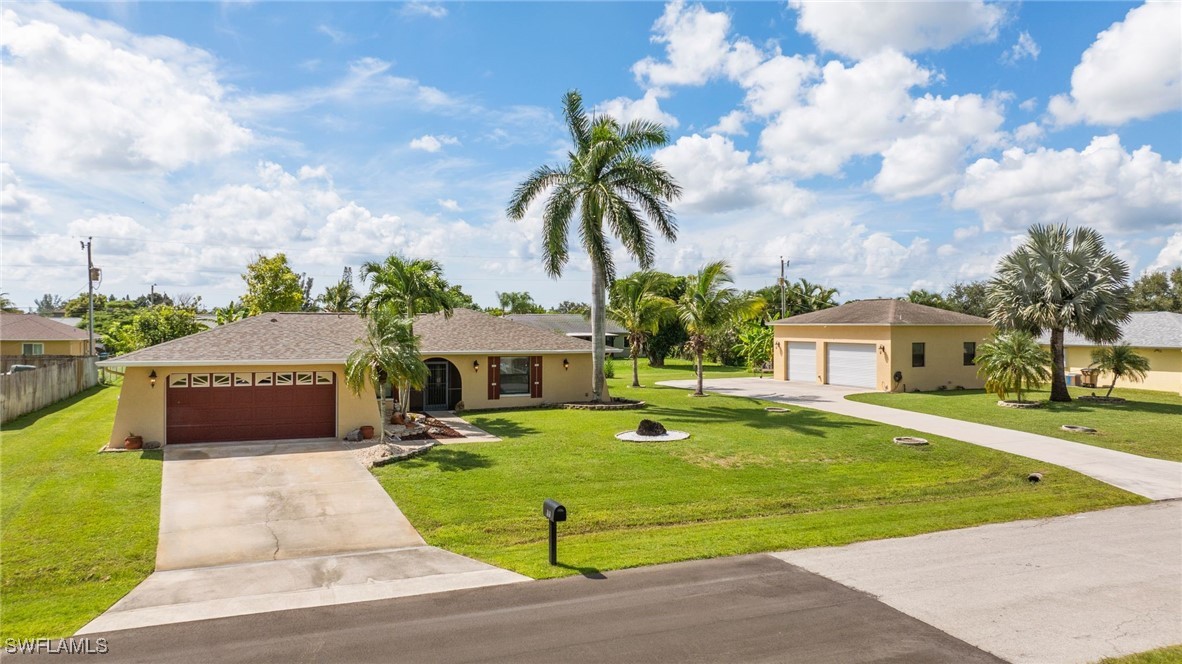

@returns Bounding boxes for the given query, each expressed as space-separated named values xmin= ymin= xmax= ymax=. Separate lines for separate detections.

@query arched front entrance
xmin=418 ymin=357 xmax=463 ymax=411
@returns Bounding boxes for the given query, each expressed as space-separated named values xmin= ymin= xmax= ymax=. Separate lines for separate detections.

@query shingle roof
xmin=0 ymin=312 xmax=90 ymax=341
xmin=1040 ymin=312 xmax=1182 ymax=349
xmin=770 ymin=299 xmax=991 ymax=326
xmin=504 ymin=313 xmax=626 ymax=336
xmin=99 ymin=309 xmax=594 ymax=366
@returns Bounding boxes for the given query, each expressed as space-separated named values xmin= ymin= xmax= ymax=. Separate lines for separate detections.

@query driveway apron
xmin=657 ymin=378 xmax=1182 ymax=500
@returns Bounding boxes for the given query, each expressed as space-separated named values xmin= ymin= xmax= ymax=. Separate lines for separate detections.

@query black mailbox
xmin=543 ymin=498 xmax=567 ymax=522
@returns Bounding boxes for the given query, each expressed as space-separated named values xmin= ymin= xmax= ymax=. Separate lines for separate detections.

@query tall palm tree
xmin=988 ymin=224 xmax=1130 ymax=402
xmin=318 ymin=267 xmax=360 ymax=312
xmin=608 ymin=271 xmax=676 ymax=387
xmin=974 ymin=331 xmax=1052 ymax=403
xmin=507 ymin=90 xmax=682 ymax=402
xmin=345 ymin=307 xmax=429 ymax=430
xmin=1089 ymin=343 xmax=1151 ymax=398
xmin=676 ymin=261 xmax=759 ymax=396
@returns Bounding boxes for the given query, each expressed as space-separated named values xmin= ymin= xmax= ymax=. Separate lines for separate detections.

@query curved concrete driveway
xmin=657 ymin=378 xmax=1182 ymax=500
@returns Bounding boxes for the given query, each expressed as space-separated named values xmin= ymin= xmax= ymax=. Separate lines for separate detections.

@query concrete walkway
xmin=657 ymin=378 xmax=1182 ymax=500
xmin=776 ymin=501 xmax=1182 ymax=663
xmin=79 ymin=439 xmax=526 ymax=634
xmin=426 ymin=411 xmax=502 ymax=443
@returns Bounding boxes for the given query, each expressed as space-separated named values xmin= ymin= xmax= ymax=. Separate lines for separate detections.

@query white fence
xmin=1 ymin=357 xmax=99 ymax=423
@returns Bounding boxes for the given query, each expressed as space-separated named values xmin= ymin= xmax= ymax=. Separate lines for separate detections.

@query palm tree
xmin=988 ymin=224 xmax=1130 ymax=402
xmin=0 ymin=292 xmax=21 ymax=312
xmin=214 ymin=300 xmax=248 ymax=325
xmin=495 ymin=291 xmax=543 ymax=314
xmin=507 ymin=90 xmax=681 ymax=402
xmin=345 ymin=308 xmax=429 ymax=429
xmin=676 ymin=261 xmax=759 ymax=396
xmin=318 ymin=268 xmax=360 ymax=312
xmin=608 ymin=271 xmax=676 ymax=387
xmin=1089 ymin=343 xmax=1151 ymax=398
xmin=974 ymin=331 xmax=1052 ymax=403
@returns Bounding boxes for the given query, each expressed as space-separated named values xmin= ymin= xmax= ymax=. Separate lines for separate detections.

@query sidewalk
xmin=426 ymin=411 xmax=502 ymax=443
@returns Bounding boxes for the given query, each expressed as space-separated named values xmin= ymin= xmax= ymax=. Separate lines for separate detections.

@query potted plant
xmin=124 ymin=433 xmax=144 ymax=450
xmin=359 ymin=425 xmax=375 ymax=440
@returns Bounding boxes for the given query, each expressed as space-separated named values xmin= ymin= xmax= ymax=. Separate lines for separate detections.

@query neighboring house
xmin=0 ymin=312 xmax=91 ymax=356
xmin=1039 ymin=311 xmax=1182 ymax=395
xmin=770 ymin=299 xmax=992 ymax=392
xmin=505 ymin=313 xmax=628 ymax=355
xmin=97 ymin=309 xmax=601 ymax=448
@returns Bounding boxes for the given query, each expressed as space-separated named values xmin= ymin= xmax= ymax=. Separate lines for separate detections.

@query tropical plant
xmin=905 ymin=289 xmax=952 ymax=310
xmin=359 ymin=255 xmax=453 ymax=322
xmin=974 ymin=331 xmax=1052 ymax=403
xmin=507 ymin=90 xmax=681 ymax=402
xmin=495 ymin=291 xmax=545 ymax=314
xmin=1129 ymin=268 xmax=1182 ymax=313
xmin=34 ymin=293 xmax=65 ymax=315
xmin=608 ymin=270 xmax=676 ymax=387
xmin=944 ymin=280 xmax=991 ymax=318
xmin=551 ymin=300 xmax=591 ymax=315
xmin=241 ymin=253 xmax=305 ymax=315
xmin=733 ymin=320 xmax=774 ymax=374
xmin=759 ymin=278 xmax=840 ymax=319
xmin=676 ymin=261 xmax=760 ymax=396
xmin=318 ymin=267 xmax=360 ymax=312
xmin=1089 ymin=344 xmax=1152 ymax=398
xmin=988 ymin=224 xmax=1130 ymax=402
xmin=345 ymin=308 xmax=429 ymax=430
xmin=214 ymin=300 xmax=249 ymax=325
xmin=103 ymin=306 xmax=208 ymax=355
xmin=0 ymin=293 xmax=20 ymax=313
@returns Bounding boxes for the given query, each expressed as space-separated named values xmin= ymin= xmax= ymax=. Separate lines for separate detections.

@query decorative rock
xmin=1028 ymin=472 xmax=1043 ymax=483
xmin=893 ymin=436 xmax=929 ymax=446
xmin=636 ymin=419 xmax=667 ymax=436
xmin=344 ymin=428 xmax=364 ymax=442
xmin=998 ymin=400 xmax=1043 ymax=409
xmin=1061 ymin=425 xmax=1097 ymax=434
xmin=616 ymin=430 xmax=691 ymax=442
xmin=764 ymin=407 xmax=789 ymax=413
xmin=142 ymin=440 xmax=162 ymax=450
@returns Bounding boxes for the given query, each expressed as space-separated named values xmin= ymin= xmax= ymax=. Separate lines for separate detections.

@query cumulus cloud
xmin=1001 ymin=31 xmax=1040 ymax=65
xmin=632 ymin=1 xmax=738 ymax=88
xmin=789 ymin=0 xmax=1005 ymax=59
xmin=409 ymin=134 xmax=460 ymax=152
xmin=1147 ymin=232 xmax=1182 ymax=272
xmin=0 ymin=4 xmax=250 ymax=174
xmin=595 ymin=89 xmax=679 ymax=128
xmin=437 ymin=198 xmax=461 ymax=212
xmin=1 ymin=163 xmax=50 ymax=234
xmin=952 ymin=135 xmax=1182 ymax=233
xmin=1048 ymin=2 xmax=1182 ymax=126
xmin=401 ymin=2 xmax=448 ymax=19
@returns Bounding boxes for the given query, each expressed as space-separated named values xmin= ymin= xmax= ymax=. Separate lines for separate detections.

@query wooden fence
xmin=1 ymin=356 xmax=99 ymax=423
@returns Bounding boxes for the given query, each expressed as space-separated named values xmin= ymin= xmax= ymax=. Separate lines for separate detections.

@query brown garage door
xmin=166 ymin=371 xmax=336 ymax=444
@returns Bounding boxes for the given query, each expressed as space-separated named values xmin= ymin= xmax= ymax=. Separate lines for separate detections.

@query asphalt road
xmin=17 ymin=555 xmax=1003 ymax=663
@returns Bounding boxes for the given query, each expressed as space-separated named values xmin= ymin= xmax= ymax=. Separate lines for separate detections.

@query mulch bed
xmin=398 ymin=416 xmax=465 ymax=441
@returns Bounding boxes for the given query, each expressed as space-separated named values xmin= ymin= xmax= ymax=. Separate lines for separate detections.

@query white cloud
xmin=437 ymin=198 xmax=461 ymax=212
xmin=1001 ymin=31 xmax=1040 ymax=65
xmin=0 ymin=4 xmax=251 ymax=174
xmin=1012 ymin=122 xmax=1045 ymax=144
xmin=632 ymin=1 xmax=739 ymax=88
xmin=595 ymin=89 xmax=679 ymax=128
xmin=1147 ymin=232 xmax=1182 ymax=272
xmin=1048 ymin=2 xmax=1182 ymax=126
xmin=409 ymin=134 xmax=460 ymax=152
xmin=400 ymin=2 xmax=448 ymax=19
xmin=1 ymin=163 xmax=50 ymax=234
xmin=1019 ymin=97 xmax=1038 ymax=112
xmin=789 ymin=0 xmax=1005 ymax=59
xmin=707 ymin=109 xmax=748 ymax=136
xmin=316 ymin=24 xmax=352 ymax=44
xmin=953 ymin=135 xmax=1182 ymax=233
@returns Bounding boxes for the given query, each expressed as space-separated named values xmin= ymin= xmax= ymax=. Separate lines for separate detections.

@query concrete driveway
xmin=658 ymin=377 xmax=1182 ymax=500
xmin=776 ymin=501 xmax=1182 ymax=663
xmin=79 ymin=439 xmax=527 ymax=634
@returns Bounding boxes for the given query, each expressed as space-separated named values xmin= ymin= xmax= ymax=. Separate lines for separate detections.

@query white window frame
xmin=255 ymin=373 xmax=274 ymax=386
xmin=21 ymin=343 xmax=44 ymax=355
xmin=296 ymin=372 xmax=313 ymax=385
xmin=191 ymin=374 xmax=210 ymax=387
xmin=315 ymin=371 xmax=333 ymax=385
xmin=212 ymin=373 xmax=231 ymax=387
xmin=275 ymin=372 xmax=293 ymax=386
xmin=234 ymin=373 xmax=252 ymax=386
xmin=168 ymin=374 xmax=189 ymax=388
xmin=499 ymin=356 xmax=531 ymax=397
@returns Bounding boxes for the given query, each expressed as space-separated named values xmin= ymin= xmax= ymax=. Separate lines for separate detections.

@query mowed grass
xmin=374 ymin=360 xmax=1143 ymax=579
xmin=1 ymin=385 xmax=162 ymax=640
xmin=1097 ymin=645 xmax=1182 ymax=664
xmin=849 ymin=386 xmax=1182 ymax=462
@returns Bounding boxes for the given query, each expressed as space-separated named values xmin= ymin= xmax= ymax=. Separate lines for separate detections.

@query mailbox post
xmin=542 ymin=498 xmax=566 ymax=565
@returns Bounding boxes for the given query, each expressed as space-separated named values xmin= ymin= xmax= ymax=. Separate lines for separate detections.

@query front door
xmin=424 ymin=360 xmax=449 ymax=410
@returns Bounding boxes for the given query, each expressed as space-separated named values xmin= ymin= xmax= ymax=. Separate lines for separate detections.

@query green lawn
xmin=1 ymin=385 xmax=162 ymax=640
xmin=1097 ymin=645 xmax=1182 ymax=664
xmin=848 ymin=386 xmax=1182 ymax=462
xmin=374 ymin=360 xmax=1143 ymax=580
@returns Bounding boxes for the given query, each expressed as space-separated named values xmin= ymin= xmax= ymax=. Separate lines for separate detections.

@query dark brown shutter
xmin=488 ymin=356 xmax=499 ymax=400
xmin=530 ymin=356 xmax=543 ymax=398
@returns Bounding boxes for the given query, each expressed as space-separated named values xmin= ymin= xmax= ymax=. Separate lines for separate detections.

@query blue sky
xmin=2 ymin=1 xmax=1180 ymax=310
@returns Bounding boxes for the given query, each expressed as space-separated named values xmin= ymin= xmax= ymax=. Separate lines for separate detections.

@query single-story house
xmin=770 ymin=299 xmax=993 ymax=392
xmin=1040 ymin=311 xmax=1182 ymax=395
xmin=504 ymin=313 xmax=628 ymax=355
xmin=0 ymin=312 xmax=91 ymax=356
xmin=97 ymin=309 xmax=601 ymax=448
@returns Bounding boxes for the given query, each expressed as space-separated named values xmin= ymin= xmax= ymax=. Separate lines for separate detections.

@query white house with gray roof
xmin=1040 ymin=311 xmax=1182 ymax=395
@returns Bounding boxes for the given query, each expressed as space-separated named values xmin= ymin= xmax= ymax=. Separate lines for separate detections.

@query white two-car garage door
xmin=826 ymin=343 xmax=876 ymax=389
xmin=787 ymin=342 xmax=816 ymax=382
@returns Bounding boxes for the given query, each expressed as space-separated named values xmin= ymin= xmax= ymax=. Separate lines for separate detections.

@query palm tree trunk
xmin=631 ymin=343 xmax=640 ymax=388
xmin=695 ymin=349 xmax=704 ymax=396
xmin=1106 ymin=374 xmax=1117 ymax=398
xmin=590 ymin=261 xmax=607 ymax=402
xmin=1049 ymin=327 xmax=1071 ymax=402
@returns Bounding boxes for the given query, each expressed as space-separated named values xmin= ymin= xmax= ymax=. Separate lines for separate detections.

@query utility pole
xmin=779 ymin=257 xmax=789 ymax=318
xmin=82 ymin=238 xmax=95 ymax=356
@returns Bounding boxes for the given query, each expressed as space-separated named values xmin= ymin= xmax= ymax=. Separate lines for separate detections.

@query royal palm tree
xmin=988 ymin=224 xmax=1130 ymax=402
xmin=677 ymin=261 xmax=759 ymax=396
xmin=608 ymin=271 xmax=676 ymax=387
xmin=974 ymin=331 xmax=1052 ymax=403
xmin=507 ymin=90 xmax=681 ymax=402
xmin=345 ymin=307 xmax=429 ymax=428
xmin=1089 ymin=343 xmax=1151 ymax=398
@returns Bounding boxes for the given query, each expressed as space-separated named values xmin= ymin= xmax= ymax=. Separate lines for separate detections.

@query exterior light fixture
xmin=563 ymin=358 xmax=570 ymax=370
xmin=473 ymin=359 xmax=480 ymax=372
xmin=149 ymin=370 xmax=157 ymax=388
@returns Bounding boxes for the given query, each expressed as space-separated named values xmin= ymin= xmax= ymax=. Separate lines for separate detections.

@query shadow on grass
xmin=643 ymin=402 xmax=873 ymax=437
xmin=556 ymin=562 xmax=607 ymax=580
xmin=1 ymin=384 xmax=111 ymax=431
xmin=465 ymin=417 xmax=542 ymax=439
xmin=900 ymin=388 xmax=1182 ymax=418
xmin=398 ymin=447 xmax=494 ymax=472
xmin=137 ymin=450 xmax=164 ymax=463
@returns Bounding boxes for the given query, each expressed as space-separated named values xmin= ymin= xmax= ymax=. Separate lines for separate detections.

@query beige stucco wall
xmin=1061 ymin=346 xmax=1182 ymax=395
xmin=772 ymin=324 xmax=992 ymax=392
xmin=107 ymin=363 xmax=381 ymax=449
xmin=431 ymin=353 xmax=600 ymax=411
xmin=1 ymin=339 xmax=87 ymax=356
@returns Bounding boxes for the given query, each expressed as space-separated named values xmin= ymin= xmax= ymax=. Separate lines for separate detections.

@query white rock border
xmin=893 ymin=436 xmax=929 ymax=446
xmin=615 ymin=430 xmax=691 ymax=442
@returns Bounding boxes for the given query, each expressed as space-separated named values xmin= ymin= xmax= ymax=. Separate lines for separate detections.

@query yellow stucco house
xmin=1041 ymin=311 xmax=1182 ymax=395
xmin=770 ymin=299 xmax=993 ymax=392
xmin=97 ymin=309 xmax=602 ymax=448
xmin=0 ymin=312 xmax=91 ymax=357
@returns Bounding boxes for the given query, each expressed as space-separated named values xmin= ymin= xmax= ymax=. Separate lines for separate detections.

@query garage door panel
xmin=788 ymin=342 xmax=816 ymax=382
xmin=827 ymin=343 xmax=876 ymax=389
xmin=167 ymin=373 xmax=336 ymax=444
